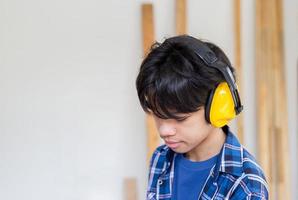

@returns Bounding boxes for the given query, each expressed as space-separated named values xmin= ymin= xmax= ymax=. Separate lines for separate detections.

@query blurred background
xmin=0 ymin=0 xmax=297 ymax=199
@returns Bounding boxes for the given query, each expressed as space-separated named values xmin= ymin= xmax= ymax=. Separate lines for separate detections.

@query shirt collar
xmin=159 ymin=126 xmax=244 ymax=178
xmin=213 ymin=125 xmax=244 ymax=180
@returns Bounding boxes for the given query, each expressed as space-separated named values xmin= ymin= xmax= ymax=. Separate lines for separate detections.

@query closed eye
xmin=176 ymin=117 xmax=189 ymax=122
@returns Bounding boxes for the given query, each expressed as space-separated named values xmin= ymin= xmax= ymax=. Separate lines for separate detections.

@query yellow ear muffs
xmin=205 ymin=82 xmax=236 ymax=127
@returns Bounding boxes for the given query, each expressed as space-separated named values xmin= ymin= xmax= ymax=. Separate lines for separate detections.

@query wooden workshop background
xmin=0 ymin=1 xmax=297 ymax=200
xmin=126 ymin=0 xmax=297 ymax=200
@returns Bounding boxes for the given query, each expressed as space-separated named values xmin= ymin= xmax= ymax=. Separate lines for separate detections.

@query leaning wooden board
xmin=233 ymin=0 xmax=244 ymax=144
xmin=124 ymin=178 xmax=137 ymax=200
xmin=125 ymin=5 xmax=158 ymax=200
xmin=176 ymin=0 xmax=187 ymax=35
xmin=272 ymin=0 xmax=291 ymax=199
xmin=256 ymin=0 xmax=276 ymax=195
xmin=256 ymin=0 xmax=277 ymax=197
xmin=141 ymin=4 xmax=160 ymax=164
xmin=255 ymin=0 xmax=290 ymax=199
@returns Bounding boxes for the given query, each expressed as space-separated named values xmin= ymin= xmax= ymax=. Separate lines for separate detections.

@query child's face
xmin=152 ymin=107 xmax=217 ymax=154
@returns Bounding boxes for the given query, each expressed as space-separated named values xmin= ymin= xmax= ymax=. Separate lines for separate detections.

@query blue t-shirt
xmin=172 ymin=153 xmax=219 ymax=200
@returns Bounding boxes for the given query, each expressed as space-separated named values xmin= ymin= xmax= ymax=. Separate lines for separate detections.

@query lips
xmin=165 ymin=141 xmax=181 ymax=149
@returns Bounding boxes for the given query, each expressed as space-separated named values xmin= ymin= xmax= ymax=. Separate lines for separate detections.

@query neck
xmin=185 ymin=127 xmax=226 ymax=162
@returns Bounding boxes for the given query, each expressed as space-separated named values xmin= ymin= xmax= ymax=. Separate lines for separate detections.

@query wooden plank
xmin=124 ymin=178 xmax=137 ymax=200
xmin=142 ymin=4 xmax=155 ymax=56
xmin=255 ymin=0 xmax=275 ymax=198
xmin=272 ymin=0 xmax=291 ymax=199
xmin=269 ymin=1 xmax=279 ymax=199
xmin=176 ymin=0 xmax=187 ymax=35
xmin=141 ymin=4 xmax=160 ymax=164
xmin=233 ymin=0 xmax=244 ymax=144
xmin=267 ymin=0 xmax=279 ymax=198
xmin=256 ymin=0 xmax=291 ymax=199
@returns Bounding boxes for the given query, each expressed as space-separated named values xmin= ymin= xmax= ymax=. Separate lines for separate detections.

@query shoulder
xmin=214 ymin=127 xmax=269 ymax=199
xmin=242 ymin=148 xmax=267 ymax=182
xmin=230 ymin=147 xmax=269 ymax=199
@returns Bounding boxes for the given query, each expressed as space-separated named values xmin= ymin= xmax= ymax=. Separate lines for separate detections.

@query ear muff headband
xmin=192 ymin=40 xmax=243 ymax=115
xmin=180 ymin=36 xmax=243 ymax=127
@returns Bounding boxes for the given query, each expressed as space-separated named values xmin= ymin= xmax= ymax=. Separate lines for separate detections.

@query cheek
xmin=152 ymin=118 xmax=162 ymax=130
xmin=180 ymin=121 xmax=211 ymax=141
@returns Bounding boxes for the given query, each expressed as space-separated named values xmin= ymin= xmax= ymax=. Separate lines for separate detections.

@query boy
xmin=136 ymin=35 xmax=268 ymax=200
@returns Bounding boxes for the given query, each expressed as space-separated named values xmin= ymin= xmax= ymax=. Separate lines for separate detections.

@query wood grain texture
xmin=272 ymin=0 xmax=291 ymax=199
xmin=142 ymin=4 xmax=155 ymax=56
xmin=233 ymin=0 xmax=244 ymax=144
xmin=255 ymin=0 xmax=290 ymax=199
xmin=141 ymin=4 xmax=160 ymax=164
xmin=124 ymin=178 xmax=137 ymax=200
xmin=176 ymin=0 xmax=187 ymax=35
xmin=256 ymin=0 xmax=276 ymax=197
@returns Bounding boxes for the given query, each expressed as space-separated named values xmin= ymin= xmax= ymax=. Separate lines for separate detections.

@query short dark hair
xmin=136 ymin=35 xmax=235 ymax=120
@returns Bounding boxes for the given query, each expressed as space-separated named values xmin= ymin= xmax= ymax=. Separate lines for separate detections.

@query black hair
xmin=136 ymin=35 xmax=235 ymax=120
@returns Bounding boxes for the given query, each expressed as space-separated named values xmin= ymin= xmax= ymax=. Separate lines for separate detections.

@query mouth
xmin=165 ymin=141 xmax=181 ymax=149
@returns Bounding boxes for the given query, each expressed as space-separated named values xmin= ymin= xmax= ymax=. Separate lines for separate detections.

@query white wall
xmin=0 ymin=0 xmax=147 ymax=199
xmin=283 ymin=0 xmax=298 ymax=198
xmin=0 ymin=0 xmax=297 ymax=199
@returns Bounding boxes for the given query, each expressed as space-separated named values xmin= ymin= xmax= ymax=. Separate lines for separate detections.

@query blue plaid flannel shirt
xmin=147 ymin=126 xmax=269 ymax=200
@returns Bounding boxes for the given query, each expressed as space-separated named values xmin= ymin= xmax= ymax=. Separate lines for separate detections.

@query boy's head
xmin=136 ymin=35 xmax=237 ymax=123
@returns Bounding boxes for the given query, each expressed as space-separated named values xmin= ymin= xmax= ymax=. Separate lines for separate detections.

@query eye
xmin=176 ymin=117 xmax=188 ymax=122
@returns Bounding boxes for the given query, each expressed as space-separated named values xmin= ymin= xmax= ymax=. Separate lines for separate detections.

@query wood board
xmin=176 ymin=0 xmax=187 ymax=35
xmin=255 ymin=0 xmax=290 ymax=199
xmin=233 ymin=0 xmax=244 ymax=143
xmin=124 ymin=178 xmax=137 ymax=200
xmin=141 ymin=4 xmax=160 ymax=164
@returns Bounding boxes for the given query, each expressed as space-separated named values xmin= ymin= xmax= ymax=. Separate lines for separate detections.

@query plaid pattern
xmin=147 ymin=126 xmax=269 ymax=200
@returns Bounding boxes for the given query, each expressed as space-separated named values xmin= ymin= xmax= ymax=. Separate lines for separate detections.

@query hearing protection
xmin=189 ymin=38 xmax=243 ymax=127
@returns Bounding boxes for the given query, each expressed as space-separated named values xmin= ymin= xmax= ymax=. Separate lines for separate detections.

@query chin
xmin=169 ymin=147 xmax=188 ymax=154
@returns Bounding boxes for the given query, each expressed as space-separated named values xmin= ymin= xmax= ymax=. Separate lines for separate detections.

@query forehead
xmin=151 ymin=107 xmax=203 ymax=119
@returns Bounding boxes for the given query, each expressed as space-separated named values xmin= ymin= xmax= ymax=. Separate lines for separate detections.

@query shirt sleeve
xmin=229 ymin=173 xmax=269 ymax=200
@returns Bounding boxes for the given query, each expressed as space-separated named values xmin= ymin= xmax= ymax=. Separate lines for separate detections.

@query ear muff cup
xmin=205 ymin=82 xmax=236 ymax=127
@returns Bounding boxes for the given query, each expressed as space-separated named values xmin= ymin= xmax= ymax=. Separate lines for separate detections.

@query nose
xmin=158 ymin=124 xmax=176 ymax=138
